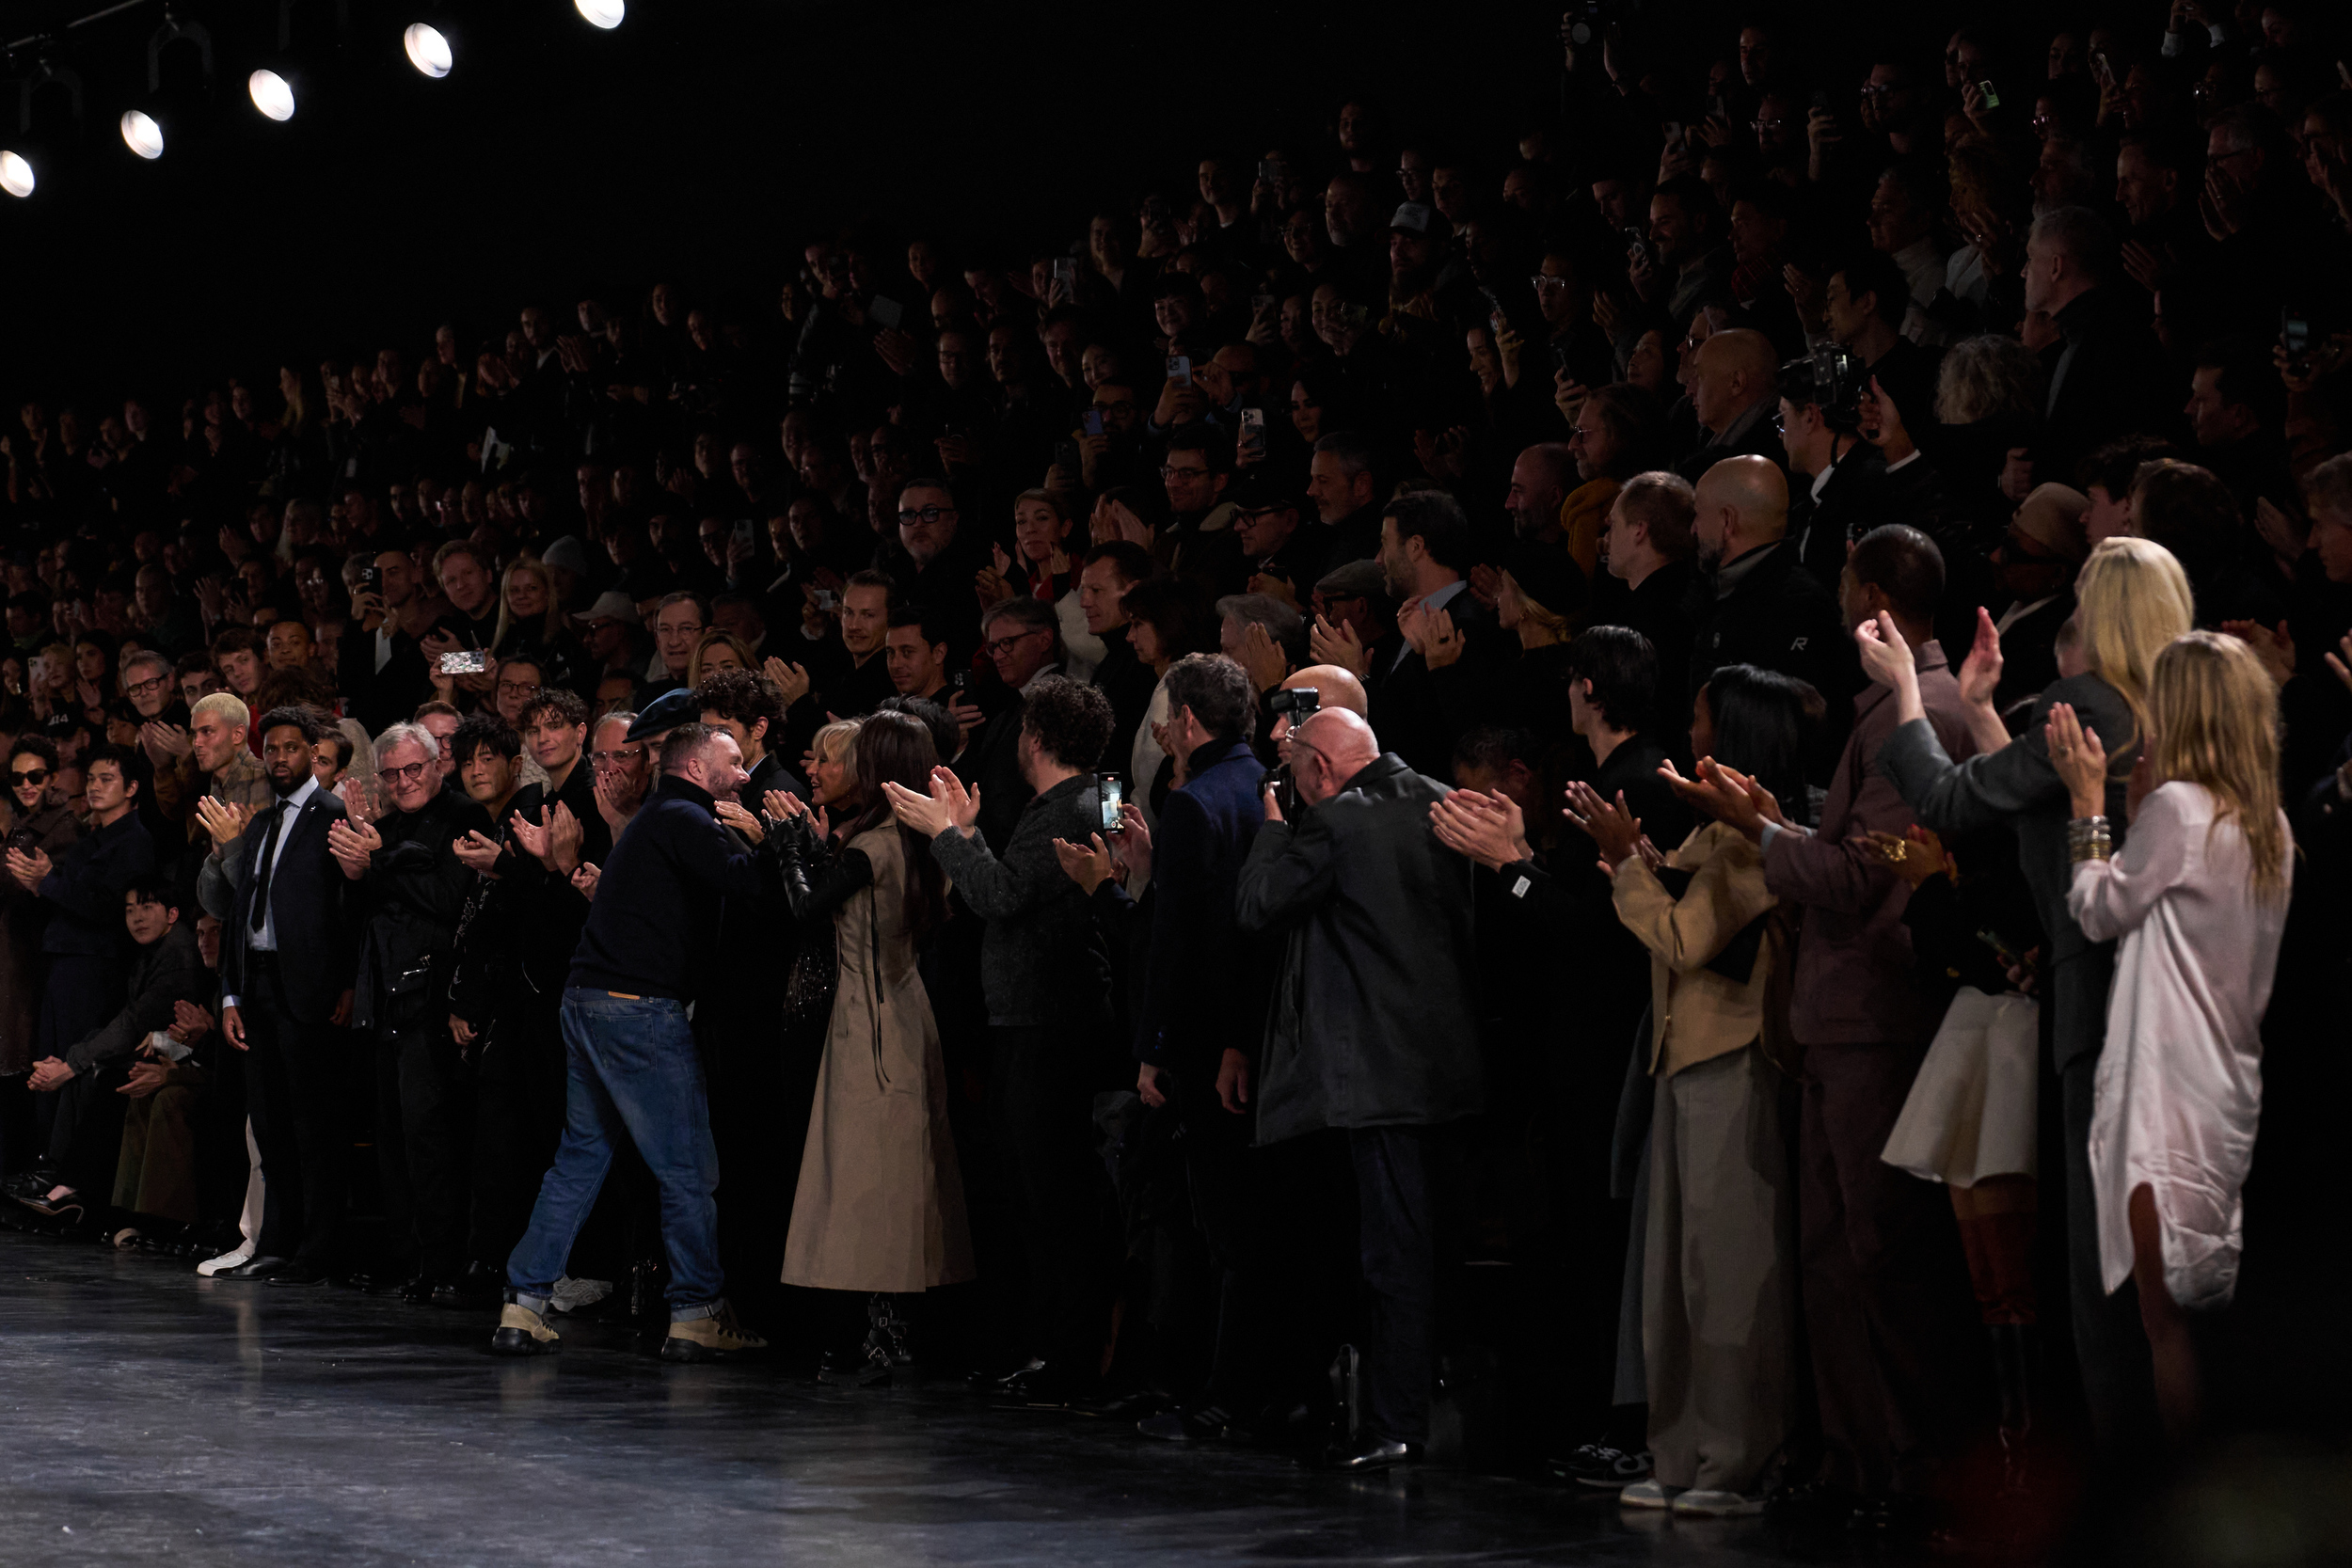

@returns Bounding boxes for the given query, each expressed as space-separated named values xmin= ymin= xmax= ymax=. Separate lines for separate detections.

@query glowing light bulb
xmin=574 ymin=0 xmax=625 ymax=29
xmin=249 ymin=69 xmax=296 ymax=121
xmin=0 ymin=150 xmax=33 ymax=198
xmin=404 ymin=23 xmax=453 ymax=78
xmin=120 ymin=109 xmax=165 ymax=160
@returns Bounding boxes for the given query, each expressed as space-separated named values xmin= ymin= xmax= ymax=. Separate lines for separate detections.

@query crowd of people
xmin=4 ymin=0 xmax=2351 ymax=1537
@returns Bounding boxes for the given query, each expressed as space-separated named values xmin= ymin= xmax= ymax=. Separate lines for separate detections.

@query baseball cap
xmin=582 ymin=591 xmax=636 ymax=626
xmin=1389 ymin=202 xmax=1437 ymax=235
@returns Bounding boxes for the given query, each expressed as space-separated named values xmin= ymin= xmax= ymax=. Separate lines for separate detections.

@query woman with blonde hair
xmin=1862 ymin=534 xmax=2195 ymax=1449
xmin=685 ymin=630 xmax=754 ymax=688
xmin=492 ymin=557 xmax=568 ymax=653
xmin=2045 ymin=630 xmax=2290 ymax=1444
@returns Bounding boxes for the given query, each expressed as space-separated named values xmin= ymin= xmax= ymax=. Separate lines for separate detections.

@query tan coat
xmin=1610 ymin=821 xmax=1795 ymax=1078
xmin=782 ymin=825 xmax=975 ymax=1292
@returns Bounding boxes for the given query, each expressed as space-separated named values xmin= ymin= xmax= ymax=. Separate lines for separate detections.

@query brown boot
xmin=659 ymin=1303 xmax=768 ymax=1363
xmin=489 ymin=1302 xmax=562 ymax=1356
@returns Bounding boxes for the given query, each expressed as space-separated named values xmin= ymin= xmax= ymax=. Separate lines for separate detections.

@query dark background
xmin=1 ymin=0 xmax=1981 ymax=411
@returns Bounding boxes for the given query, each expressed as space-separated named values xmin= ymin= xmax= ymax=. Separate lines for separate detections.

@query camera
xmin=1267 ymin=687 xmax=1321 ymax=719
xmin=1777 ymin=343 xmax=1869 ymax=433
xmin=1563 ymin=0 xmax=1646 ymax=47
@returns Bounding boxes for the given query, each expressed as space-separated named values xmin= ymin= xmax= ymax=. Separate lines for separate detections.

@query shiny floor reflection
xmin=4 ymin=1231 xmax=1840 ymax=1565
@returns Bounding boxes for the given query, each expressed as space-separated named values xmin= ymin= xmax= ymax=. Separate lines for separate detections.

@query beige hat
xmin=2011 ymin=483 xmax=2091 ymax=564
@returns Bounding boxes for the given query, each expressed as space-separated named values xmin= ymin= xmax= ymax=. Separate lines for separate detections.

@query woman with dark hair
xmin=1118 ymin=573 xmax=1223 ymax=819
xmin=768 ymin=711 xmax=972 ymax=1382
xmin=1568 ymin=662 xmax=1814 ymax=1517
xmin=0 ymin=736 xmax=76 ymax=1173
xmin=980 ymin=490 xmax=1099 ymax=676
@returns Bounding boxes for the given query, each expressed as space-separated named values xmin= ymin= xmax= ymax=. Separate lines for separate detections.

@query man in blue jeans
xmin=492 ymin=723 xmax=776 ymax=1362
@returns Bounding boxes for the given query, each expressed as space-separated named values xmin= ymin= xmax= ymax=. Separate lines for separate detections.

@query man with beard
xmin=1362 ymin=491 xmax=1511 ymax=782
xmin=205 ymin=707 xmax=356 ymax=1283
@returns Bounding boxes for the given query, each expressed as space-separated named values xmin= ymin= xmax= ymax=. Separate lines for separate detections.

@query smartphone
xmin=868 ymin=295 xmax=903 ymax=330
xmin=1097 ymin=772 xmax=1126 ymax=833
xmin=1810 ymin=88 xmax=1835 ymax=116
xmin=1082 ymin=409 xmax=1105 ymax=437
xmin=731 ymin=519 xmax=755 ymax=549
xmin=1239 ymin=407 xmax=1265 ymax=452
xmin=439 ymin=651 xmax=487 ymax=676
xmin=1053 ymin=438 xmax=1081 ymax=470
xmin=1257 ymin=159 xmax=1281 ymax=182
xmin=1250 ymin=293 xmax=1276 ymax=314
xmin=1662 ymin=119 xmax=1686 ymax=144
xmin=2283 ymin=308 xmax=2314 ymax=374
xmin=1167 ymin=355 xmax=1193 ymax=386
xmin=1052 ymin=259 xmax=1076 ymax=291
xmin=951 ymin=669 xmax=967 ymax=690
xmin=814 ymin=589 xmax=839 ymax=611
xmin=1978 ymin=80 xmax=2001 ymax=108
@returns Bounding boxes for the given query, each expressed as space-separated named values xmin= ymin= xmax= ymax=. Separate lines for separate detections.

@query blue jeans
xmin=504 ymin=990 xmax=723 ymax=1321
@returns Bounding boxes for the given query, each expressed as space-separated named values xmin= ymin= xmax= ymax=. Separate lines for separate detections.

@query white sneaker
xmin=196 ymin=1245 xmax=254 ymax=1277
xmin=1619 ymin=1479 xmax=1680 ymax=1509
xmin=1673 ymin=1488 xmax=1767 ymax=1517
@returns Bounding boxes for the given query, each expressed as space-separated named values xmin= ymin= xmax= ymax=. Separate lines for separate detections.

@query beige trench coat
xmin=781 ymin=825 xmax=974 ymax=1292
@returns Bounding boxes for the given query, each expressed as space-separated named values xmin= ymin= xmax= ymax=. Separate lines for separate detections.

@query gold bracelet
xmin=2070 ymin=841 xmax=2111 ymax=863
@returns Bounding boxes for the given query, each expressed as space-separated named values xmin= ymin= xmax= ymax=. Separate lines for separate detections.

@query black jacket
xmin=39 ymin=811 xmax=157 ymax=961
xmin=1128 ymin=739 xmax=1267 ymax=1079
xmin=2039 ymin=286 xmax=2180 ymax=480
xmin=350 ymin=789 xmax=491 ymax=1031
xmin=65 ymin=922 xmax=206 ymax=1074
xmin=1689 ymin=537 xmax=1856 ymax=763
xmin=1366 ymin=585 xmax=1514 ymax=782
xmin=569 ymin=774 xmax=772 ymax=1002
xmin=928 ymin=771 xmax=1111 ymax=1029
xmin=218 ymin=784 xmax=356 ymax=1026
xmin=1235 ymin=752 xmax=1484 ymax=1144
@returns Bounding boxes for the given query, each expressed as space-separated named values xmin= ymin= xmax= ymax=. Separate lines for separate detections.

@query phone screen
xmin=1167 ymin=356 xmax=1192 ymax=386
xmin=1082 ymin=410 xmax=1105 ymax=436
xmin=1097 ymin=774 xmax=1125 ymax=832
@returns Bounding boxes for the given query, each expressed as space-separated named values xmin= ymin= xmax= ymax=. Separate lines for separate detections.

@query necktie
xmin=249 ymin=800 xmax=287 ymax=934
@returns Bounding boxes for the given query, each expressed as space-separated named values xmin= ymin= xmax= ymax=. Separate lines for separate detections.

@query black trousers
xmin=242 ymin=958 xmax=349 ymax=1263
xmin=1349 ymin=1124 xmax=1455 ymax=1448
xmin=988 ymin=1022 xmax=1119 ymax=1370
xmin=374 ymin=998 xmax=473 ymax=1278
xmin=46 ymin=1058 xmax=131 ymax=1203
xmin=465 ymin=1005 xmax=565 ymax=1274
xmin=1174 ymin=1077 xmax=1284 ymax=1413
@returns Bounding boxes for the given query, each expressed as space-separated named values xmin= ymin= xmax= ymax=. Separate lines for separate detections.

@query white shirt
xmin=244 ymin=775 xmax=321 ymax=957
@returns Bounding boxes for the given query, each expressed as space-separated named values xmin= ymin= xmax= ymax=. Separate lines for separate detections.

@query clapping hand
xmin=1110 ymin=801 xmax=1152 ymax=882
xmin=1308 ymin=613 xmax=1369 ymax=679
xmin=1853 ymin=610 xmax=1920 ymax=701
xmin=715 ymin=800 xmax=765 ymax=844
xmin=571 ymin=863 xmax=601 ymax=900
xmin=2042 ymin=702 xmax=2110 ymax=818
xmin=1955 ymin=606 xmax=2004 ymax=710
xmin=1052 ymin=832 xmax=1119 ymax=895
xmin=170 ymin=999 xmax=214 ymax=1042
xmin=326 ymin=816 xmax=382 ymax=879
xmin=8 ymin=846 xmax=52 ymax=893
xmin=194 ymin=795 xmax=258 ymax=847
xmin=1235 ymin=620 xmax=1288 ymax=691
xmin=1659 ymin=756 xmax=1784 ymax=841
xmin=453 ymin=830 xmax=505 ymax=876
xmin=507 ymin=805 xmax=552 ymax=863
xmin=2219 ymin=618 xmax=2296 ymax=688
xmin=1428 ymin=788 xmax=1532 ymax=871
xmin=766 ymin=787 xmax=831 ymax=843
xmin=883 ymin=765 xmax=978 ymax=839
xmin=763 ymin=657 xmax=813 ymax=708
xmin=1855 ymin=824 xmax=1949 ymax=889
xmin=1561 ymin=780 xmax=1644 ymax=872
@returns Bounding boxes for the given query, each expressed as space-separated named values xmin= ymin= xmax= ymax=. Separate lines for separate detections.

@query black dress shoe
xmin=997 ymin=1362 xmax=1093 ymax=1407
xmin=398 ymin=1274 xmax=437 ymax=1306
xmin=217 ymin=1255 xmax=292 ymax=1280
xmin=432 ymin=1261 xmax=504 ymax=1310
xmin=1316 ymin=1435 xmax=1414 ymax=1471
xmin=1137 ymin=1403 xmax=1239 ymax=1443
xmin=267 ymin=1260 xmax=331 ymax=1288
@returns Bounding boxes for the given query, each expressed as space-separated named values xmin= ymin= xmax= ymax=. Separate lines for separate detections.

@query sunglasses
xmin=9 ymin=768 xmax=48 ymax=786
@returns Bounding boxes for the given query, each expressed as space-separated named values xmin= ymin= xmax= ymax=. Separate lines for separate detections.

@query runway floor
xmin=0 ymin=1228 xmax=1876 ymax=1568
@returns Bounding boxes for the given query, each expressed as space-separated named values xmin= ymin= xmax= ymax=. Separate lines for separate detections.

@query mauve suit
xmin=1760 ymin=640 xmax=1984 ymax=1498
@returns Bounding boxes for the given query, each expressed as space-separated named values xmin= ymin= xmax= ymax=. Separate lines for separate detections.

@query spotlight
xmin=0 ymin=151 xmax=33 ymax=198
xmin=574 ymin=0 xmax=625 ymax=27
xmin=248 ymin=68 xmax=296 ymax=120
xmin=119 ymin=109 xmax=166 ymax=160
xmin=403 ymin=23 xmax=453 ymax=77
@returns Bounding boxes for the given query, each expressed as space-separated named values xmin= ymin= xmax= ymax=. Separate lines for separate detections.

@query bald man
xmin=1235 ymin=705 xmax=1482 ymax=1472
xmin=1687 ymin=455 xmax=1854 ymax=763
xmin=1677 ymin=329 xmax=1788 ymax=483
xmin=1267 ymin=663 xmax=1368 ymax=761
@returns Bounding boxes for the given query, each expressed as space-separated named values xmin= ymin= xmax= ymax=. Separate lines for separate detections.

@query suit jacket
xmin=220 ymin=787 xmax=356 ymax=1026
xmin=1762 ymin=640 xmax=1979 ymax=1046
xmin=1235 ymin=752 xmax=1483 ymax=1144
xmin=1129 ymin=738 xmax=1267 ymax=1080
xmin=1788 ymin=446 xmax=1889 ymax=587
xmin=1611 ymin=820 xmax=1788 ymax=1076
xmin=928 ymin=771 xmax=1110 ymax=1029
xmin=38 ymin=812 xmax=156 ymax=961
xmin=1876 ymin=670 xmax=2135 ymax=1071
xmin=1366 ymin=585 xmax=1513 ymax=781
xmin=2038 ymin=286 xmax=2180 ymax=479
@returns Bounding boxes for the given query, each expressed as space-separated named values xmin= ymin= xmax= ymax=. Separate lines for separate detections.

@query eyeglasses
xmin=1159 ymin=465 xmax=1211 ymax=480
xmin=125 ymin=673 xmax=171 ymax=697
xmin=383 ymin=760 xmax=432 ymax=786
xmin=9 ymin=768 xmax=49 ymax=786
xmin=983 ymin=628 xmax=1049 ymax=657
xmin=496 ymin=679 xmax=542 ymax=699
xmin=898 ymin=505 xmax=956 ymax=526
xmin=1529 ymin=274 xmax=1567 ymax=292
xmin=1751 ymin=119 xmax=1788 ymax=132
xmin=590 ymin=750 xmax=644 ymax=771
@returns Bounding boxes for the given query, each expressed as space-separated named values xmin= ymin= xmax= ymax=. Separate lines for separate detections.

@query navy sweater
xmin=568 ymin=775 xmax=771 ymax=1001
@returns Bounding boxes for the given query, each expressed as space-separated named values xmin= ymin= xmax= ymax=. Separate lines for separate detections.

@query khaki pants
xmin=1644 ymin=1044 xmax=1794 ymax=1494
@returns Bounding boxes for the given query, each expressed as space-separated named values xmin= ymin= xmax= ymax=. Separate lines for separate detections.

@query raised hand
xmin=194 ymin=795 xmax=258 ymax=847
xmin=2042 ymin=702 xmax=2109 ymax=818
xmin=571 ymin=863 xmax=601 ymax=900
xmin=1236 ymin=620 xmax=1288 ymax=691
xmin=507 ymin=804 xmax=552 ymax=862
xmin=1561 ymin=780 xmax=1642 ymax=869
xmin=1308 ymin=613 xmax=1369 ymax=679
xmin=1428 ymin=788 xmax=1531 ymax=871
xmin=763 ymin=657 xmax=813 ymax=708
xmin=1853 ymin=610 xmax=1919 ymax=698
xmin=546 ymin=802 xmax=584 ymax=870
xmin=1052 ymin=832 xmax=1117 ymax=895
xmin=1956 ymin=606 xmax=2004 ymax=709
xmin=1110 ymin=801 xmax=1153 ymax=883
xmin=453 ymin=830 xmax=504 ymax=875
xmin=714 ymin=800 xmax=765 ymax=844
xmin=325 ymin=816 xmax=382 ymax=879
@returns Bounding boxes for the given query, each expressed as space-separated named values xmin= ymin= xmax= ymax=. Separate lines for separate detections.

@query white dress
xmin=2067 ymin=782 xmax=2291 ymax=1311
xmin=1882 ymin=988 xmax=2040 ymax=1186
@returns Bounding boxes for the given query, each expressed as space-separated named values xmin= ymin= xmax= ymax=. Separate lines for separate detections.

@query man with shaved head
xmin=1688 ymin=455 xmax=1853 ymax=762
xmin=1267 ymin=664 xmax=1368 ymax=761
xmin=1677 ymin=328 xmax=1788 ymax=483
xmin=1236 ymin=705 xmax=1481 ymax=1474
